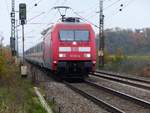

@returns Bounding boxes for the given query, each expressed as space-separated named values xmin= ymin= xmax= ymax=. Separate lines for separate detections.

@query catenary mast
xmin=99 ymin=0 xmax=104 ymax=67
xmin=10 ymin=0 xmax=16 ymax=56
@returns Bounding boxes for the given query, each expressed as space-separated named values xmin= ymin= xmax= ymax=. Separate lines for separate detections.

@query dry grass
xmin=102 ymin=55 xmax=150 ymax=77
xmin=0 ymin=56 xmax=47 ymax=113
xmin=140 ymin=66 xmax=150 ymax=77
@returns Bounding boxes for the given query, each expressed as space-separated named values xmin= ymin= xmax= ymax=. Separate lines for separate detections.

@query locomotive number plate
xmin=70 ymin=54 xmax=80 ymax=58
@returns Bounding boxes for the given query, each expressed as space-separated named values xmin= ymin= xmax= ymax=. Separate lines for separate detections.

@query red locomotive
xmin=25 ymin=17 xmax=96 ymax=79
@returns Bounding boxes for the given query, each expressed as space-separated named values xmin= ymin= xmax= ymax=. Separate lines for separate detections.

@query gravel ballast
xmin=26 ymin=62 xmax=150 ymax=113
xmin=72 ymin=83 xmax=150 ymax=113
xmin=26 ymin=63 xmax=109 ymax=113
xmin=44 ymin=82 xmax=109 ymax=113
xmin=89 ymin=75 xmax=150 ymax=102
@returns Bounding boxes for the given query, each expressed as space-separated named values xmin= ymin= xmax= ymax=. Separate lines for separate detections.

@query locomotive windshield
xmin=60 ymin=30 xmax=89 ymax=41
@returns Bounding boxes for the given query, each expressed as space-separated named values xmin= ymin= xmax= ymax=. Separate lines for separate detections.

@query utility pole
xmin=16 ymin=20 xmax=19 ymax=57
xmin=0 ymin=36 xmax=4 ymax=56
xmin=22 ymin=24 xmax=25 ymax=63
xmin=10 ymin=0 xmax=16 ymax=56
xmin=98 ymin=0 xmax=105 ymax=67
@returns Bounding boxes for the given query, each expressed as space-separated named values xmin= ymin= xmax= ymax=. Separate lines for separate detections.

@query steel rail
xmin=64 ymin=81 xmax=125 ymax=113
xmin=96 ymin=70 xmax=150 ymax=84
xmin=85 ymin=80 xmax=150 ymax=108
xmin=91 ymin=73 xmax=150 ymax=90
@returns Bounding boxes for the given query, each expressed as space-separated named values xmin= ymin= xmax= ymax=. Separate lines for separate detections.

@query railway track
xmin=90 ymin=71 xmax=150 ymax=90
xmin=64 ymin=81 xmax=124 ymax=113
xmin=85 ymin=80 xmax=150 ymax=108
xmin=64 ymin=80 xmax=150 ymax=113
xmin=96 ymin=70 xmax=150 ymax=84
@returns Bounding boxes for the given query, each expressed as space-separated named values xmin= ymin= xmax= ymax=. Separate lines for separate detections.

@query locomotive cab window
xmin=60 ymin=30 xmax=74 ymax=41
xmin=60 ymin=30 xmax=89 ymax=41
xmin=75 ymin=30 xmax=89 ymax=41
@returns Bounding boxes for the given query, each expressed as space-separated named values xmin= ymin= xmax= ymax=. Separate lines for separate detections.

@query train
xmin=25 ymin=17 xmax=96 ymax=79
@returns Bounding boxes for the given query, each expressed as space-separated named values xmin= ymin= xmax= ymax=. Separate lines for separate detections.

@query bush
xmin=113 ymin=48 xmax=126 ymax=63
xmin=0 ymin=56 xmax=5 ymax=78
xmin=104 ymin=49 xmax=113 ymax=63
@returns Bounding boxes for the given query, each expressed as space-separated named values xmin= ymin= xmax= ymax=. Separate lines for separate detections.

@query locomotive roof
xmin=55 ymin=22 xmax=91 ymax=26
xmin=41 ymin=22 xmax=92 ymax=36
xmin=52 ymin=22 xmax=92 ymax=30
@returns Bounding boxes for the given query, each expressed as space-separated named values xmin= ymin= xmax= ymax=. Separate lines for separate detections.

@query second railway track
xmin=96 ymin=70 xmax=150 ymax=84
xmin=91 ymin=71 xmax=150 ymax=90
xmin=64 ymin=80 xmax=150 ymax=113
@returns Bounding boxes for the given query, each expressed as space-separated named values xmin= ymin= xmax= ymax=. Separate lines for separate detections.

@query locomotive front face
xmin=58 ymin=30 xmax=91 ymax=60
xmin=55 ymin=26 xmax=96 ymax=75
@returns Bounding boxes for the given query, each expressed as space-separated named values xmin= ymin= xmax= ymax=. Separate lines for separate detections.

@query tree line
xmin=96 ymin=28 xmax=150 ymax=55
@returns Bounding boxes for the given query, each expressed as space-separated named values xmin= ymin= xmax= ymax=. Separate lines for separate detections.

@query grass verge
xmin=0 ymin=59 xmax=47 ymax=113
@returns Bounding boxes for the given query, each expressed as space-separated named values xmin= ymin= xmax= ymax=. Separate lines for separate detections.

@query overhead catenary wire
xmin=27 ymin=12 xmax=46 ymax=23
xmin=71 ymin=8 xmax=99 ymax=29
xmin=83 ymin=7 xmax=99 ymax=19
xmin=86 ymin=0 xmax=122 ymax=20
xmin=24 ymin=0 xmax=136 ymax=33
xmin=27 ymin=0 xmax=46 ymax=13
xmin=104 ymin=0 xmax=121 ymax=10
xmin=40 ymin=0 xmax=62 ymax=20
xmin=29 ymin=0 xmax=61 ymax=29
xmin=15 ymin=11 xmax=47 ymax=28
xmin=105 ymin=0 xmax=136 ymax=21
xmin=71 ymin=2 xmax=99 ymax=21
xmin=25 ymin=0 xmax=62 ymax=39
xmin=76 ymin=0 xmax=122 ymax=22
xmin=121 ymin=0 xmax=136 ymax=10
xmin=86 ymin=11 xmax=98 ymax=20
xmin=70 ymin=0 xmax=123 ymax=29
xmin=27 ymin=22 xmax=53 ymax=25
xmin=78 ymin=2 xmax=99 ymax=14
xmin=36 ymin=0 xmax=45 ymax=5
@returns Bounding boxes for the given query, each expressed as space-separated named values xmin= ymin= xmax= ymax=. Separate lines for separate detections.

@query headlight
xmin=53 ymin=61 xmax=57 ymax=64
xmin=59 ymin=53 xmax=66 ymax=58
xmin=84 ymin=53 xmax=91 ymax=58
xmin=93 ymin=61 xmax=96 ymax=64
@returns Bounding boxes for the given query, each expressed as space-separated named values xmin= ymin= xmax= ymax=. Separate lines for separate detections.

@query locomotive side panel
xmin=51 ymin=28 xmax=59 ymax=71
xmin=43 ymin=32 xmax=52 ymax=69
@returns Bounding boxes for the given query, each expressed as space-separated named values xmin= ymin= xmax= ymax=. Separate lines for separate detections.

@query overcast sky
xmin=0 ymin=0 xmax=150 ymax=51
